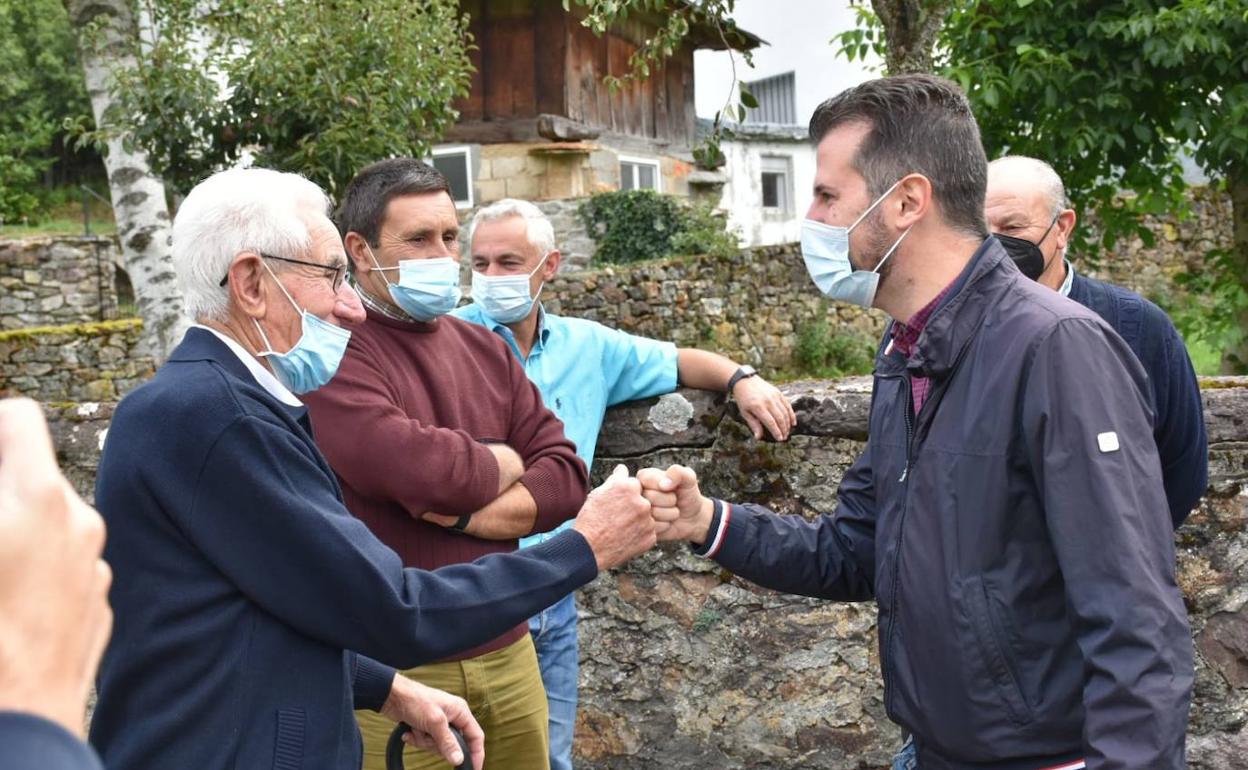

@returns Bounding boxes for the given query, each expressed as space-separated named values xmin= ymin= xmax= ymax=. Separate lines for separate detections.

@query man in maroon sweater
xmin=304 ymin=159 xmax=588 ymax=770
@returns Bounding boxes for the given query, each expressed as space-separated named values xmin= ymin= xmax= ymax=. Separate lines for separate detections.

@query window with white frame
xmin=760 ymin=155 xmax=792 ymax=213
xmin=430 ymin=146 xmax=474 ymax=208
xmin=619 ymin=156 xmax=661 ymax=192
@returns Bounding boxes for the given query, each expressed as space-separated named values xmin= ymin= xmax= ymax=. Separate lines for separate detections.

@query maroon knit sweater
xmin=304 ymin=308 xmax=588 ymax=661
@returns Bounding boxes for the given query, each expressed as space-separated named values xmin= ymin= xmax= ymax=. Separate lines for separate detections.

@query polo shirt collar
xmin=479 ymin=304 xmax=550 ymax=358
xmin=1058 ymin=258 xmax=1075 ymax=297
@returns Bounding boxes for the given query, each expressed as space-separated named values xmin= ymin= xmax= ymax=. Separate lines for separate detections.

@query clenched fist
xmin=636 ymin=464 xmax=714 ymax=544
xmin=572 ymin=465 xmax=656 ymax=571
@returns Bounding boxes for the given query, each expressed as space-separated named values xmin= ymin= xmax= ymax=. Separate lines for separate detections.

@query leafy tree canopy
xmin=0 ymin=0 xmax=93 ymax=222
xmin=935 ymin=0 xmax=1248 ymax=368
xmin=90 ymin=0 xmax=475 ymax=197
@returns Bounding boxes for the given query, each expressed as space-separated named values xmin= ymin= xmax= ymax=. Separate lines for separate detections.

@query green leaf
xmin=981 ymin=83 xmax=999 ymax=108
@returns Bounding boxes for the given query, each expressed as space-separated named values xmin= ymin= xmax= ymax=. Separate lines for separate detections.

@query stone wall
xmin=0 ymin=236 xmax=120 ymax=329
xmin=544 ymin=244 xmax=886 ymax=373
xmin=41 ymin=379 xmax=1248 ymax=769
xmin=1079 ymin=187 xmax=1233 ymax=306
xmin=0 ymin=319 xmax=153 ymax=403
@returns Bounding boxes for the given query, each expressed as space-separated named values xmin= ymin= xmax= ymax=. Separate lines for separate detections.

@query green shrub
xmin=792 ymin=316 xmax=876 ymax=379
xmin=1154 ymin=248 xmax=1248 ymax=375
xmin=580 ymin=189 xmax=740 ymax=265
xmin=0 ymin=0 xmax=94 ymax=224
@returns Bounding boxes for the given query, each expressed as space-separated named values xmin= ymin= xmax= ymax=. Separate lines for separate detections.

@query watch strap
xmin=726 ymin=366 xmax=757 ymax=395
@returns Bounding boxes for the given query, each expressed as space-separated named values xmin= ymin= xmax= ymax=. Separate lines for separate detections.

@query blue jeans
xmin=530 ymin=593 xmax=579 ymax=770
xmin=892 ymin=735 xmax=918 ymax=770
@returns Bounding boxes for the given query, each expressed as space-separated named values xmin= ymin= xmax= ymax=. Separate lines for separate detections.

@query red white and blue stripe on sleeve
xmin=690 ymin=499 xmax=731 ymax=559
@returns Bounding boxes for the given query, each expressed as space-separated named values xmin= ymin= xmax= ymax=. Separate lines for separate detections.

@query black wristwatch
xmin=726 ymin=365 xmax=757 ymax=396
xmin=450 ymin=514 xmax=472 ymax=533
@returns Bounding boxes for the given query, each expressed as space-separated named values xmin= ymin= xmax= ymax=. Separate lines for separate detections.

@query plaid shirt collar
xmin=891 ymin=283 xmax=954 ymax=359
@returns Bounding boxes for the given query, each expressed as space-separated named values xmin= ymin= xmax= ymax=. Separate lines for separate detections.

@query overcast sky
xmin=694 ymin=0 xmax=879 ymax=125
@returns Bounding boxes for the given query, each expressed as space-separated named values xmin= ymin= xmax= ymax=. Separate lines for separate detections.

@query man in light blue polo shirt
xmin=449 ymin=198 xmax=795 ymax=770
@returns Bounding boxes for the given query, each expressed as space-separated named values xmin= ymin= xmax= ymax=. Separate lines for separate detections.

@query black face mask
xmin=996 ymin=214 xmax=1059 ymax=281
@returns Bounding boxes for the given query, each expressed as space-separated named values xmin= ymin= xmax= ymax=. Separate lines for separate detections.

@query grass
xmin=0 ymin=217 xmax=116 ymax=239
xmin=1186 ymin=338 xmax=1224 ymax=376
xmin=0 ymin=194 xmax=116 ymax=239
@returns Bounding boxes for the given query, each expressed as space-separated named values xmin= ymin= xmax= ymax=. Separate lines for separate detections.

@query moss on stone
xmin=0 ymin=318 xmax=142 ymax=343
xmin=1200 ymin=377 xmax=1248 ymax=390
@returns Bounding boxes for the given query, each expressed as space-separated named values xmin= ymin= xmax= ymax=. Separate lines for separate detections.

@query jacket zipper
xmin=878 ymin=371 xmax=914 ymax=720
xmin=879 ymin=338 xmax=976 ymax=722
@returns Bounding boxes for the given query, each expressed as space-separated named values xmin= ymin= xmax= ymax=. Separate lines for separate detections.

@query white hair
xmin=989 ymin=155 xmax=1070 ymax=217
xmin=172 ymin=167 xmax=331 ymax=321
xmin=468 ymin=198 xmax=556 ymax=256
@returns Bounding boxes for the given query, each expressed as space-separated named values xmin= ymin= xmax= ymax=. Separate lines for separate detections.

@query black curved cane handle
xmin=386 ymin=721 xmax=472 ymax=770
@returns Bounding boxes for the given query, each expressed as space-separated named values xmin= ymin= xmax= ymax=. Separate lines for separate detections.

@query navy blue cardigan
xmin=1 ymin=712 xmax=103 ymax=770
xmin=90 ymin=329 xmax=598 ymax=770
xmin=1068 ymin=272 xmax=1208 ymax=526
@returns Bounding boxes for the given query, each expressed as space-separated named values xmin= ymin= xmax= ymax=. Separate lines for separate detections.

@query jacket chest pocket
xmin=273 ymin=708 xmax=306 ymax=770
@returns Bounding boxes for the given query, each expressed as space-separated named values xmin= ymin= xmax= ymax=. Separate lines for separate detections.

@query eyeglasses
xmin=219 ymin=253 xmax=346 ymax=293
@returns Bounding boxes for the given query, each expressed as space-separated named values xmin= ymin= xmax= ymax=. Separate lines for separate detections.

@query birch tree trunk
xmin=870 ymin=0 xmax=951 ymax=75
xmin=65 ymin=0 xmax=188 ymax=363
xmin=1224 ymin=169 xmax=1248 ymax=374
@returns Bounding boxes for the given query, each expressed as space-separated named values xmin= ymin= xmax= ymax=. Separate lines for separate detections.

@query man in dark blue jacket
xmin=90 ymin=167 xmax=657 ymax=770
xmin=642 ymin=75 xmax=1192 ymax=770
xmin=986 ymin=154 xmax=1207 ymax=527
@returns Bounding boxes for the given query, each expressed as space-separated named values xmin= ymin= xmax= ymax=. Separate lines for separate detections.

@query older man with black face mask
xmin=986 ymin=155 xmax=1207 ymax=527
xmin=91 ymin=167 xmax=657 ymax=770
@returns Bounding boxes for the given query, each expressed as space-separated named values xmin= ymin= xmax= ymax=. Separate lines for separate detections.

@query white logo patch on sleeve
xmin=1097 ymin=431 xmax=1120 ymax=453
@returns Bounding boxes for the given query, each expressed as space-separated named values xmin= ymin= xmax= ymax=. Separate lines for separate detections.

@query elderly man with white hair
xmin=90 ymin=167 xmax=658 ymax=770
xmin=450 ymin=197 xmax=796 ymax=770
xmin=985 ymin=155 xmax=1207 ymax=527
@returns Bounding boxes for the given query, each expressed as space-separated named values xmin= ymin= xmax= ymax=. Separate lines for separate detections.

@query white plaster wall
xmin=719 ymin=138 xmax=815 ymax=247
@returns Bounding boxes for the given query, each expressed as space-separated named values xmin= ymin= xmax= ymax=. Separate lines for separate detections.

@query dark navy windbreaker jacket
xmin=700 ymin=239 xmax=1193 ymax=770
xmin=1068 ymin=271 xmax=1207 ymax=526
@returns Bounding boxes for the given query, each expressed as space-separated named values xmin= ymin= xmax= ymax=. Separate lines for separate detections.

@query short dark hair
xmin=335 ymin=158 xmax=453 ymax=245
xmin=808 ymin=74 xmax=988 ymax=238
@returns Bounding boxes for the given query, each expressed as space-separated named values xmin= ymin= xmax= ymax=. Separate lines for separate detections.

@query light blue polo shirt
xmin=453 ymin=302 xmax=679 ymax=547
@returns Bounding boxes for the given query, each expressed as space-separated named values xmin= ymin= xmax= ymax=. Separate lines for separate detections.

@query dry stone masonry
xmin=544 ymin=243 xmax=887 ymax=374
xmin=0 ymin=236 xmax=119 ymax=329
xmin=0 ymin=319 xmax=153 ymax=403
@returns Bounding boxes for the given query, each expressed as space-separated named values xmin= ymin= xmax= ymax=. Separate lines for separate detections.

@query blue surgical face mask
xmin=366 ymin=243 xmax=462 ymax=321
xmin=254 ymin=262 xmax=351 ymax=395
xmin=801 ymin=179 xmax=913 ymax=308
xmin=471 ymin=251 xmax=550 ymax=324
